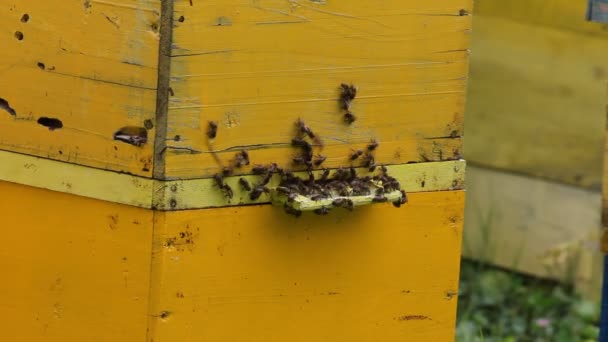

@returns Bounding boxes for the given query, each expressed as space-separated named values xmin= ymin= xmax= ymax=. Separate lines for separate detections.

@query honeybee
xmin=314 ymin=154 xmax=327 ymax=167
xmin=234 ymin=150 xmax=250 ymax=167
xmin=344 ymin=112 xmax=356 ymax=124
xmin=283 ymin=204 xmax=302 ymax=217
xmin=314 ymin=207 xmax=330 ymax=215
xmin=350 ymin=149 xmax=364 ymax=161
xmin=367 ymin=139 xmax=379 ymax=151
xmin=239 ymin=177 xmax=252 ymax=191
xmin=207 ymin=121 xmax=218 ymax=139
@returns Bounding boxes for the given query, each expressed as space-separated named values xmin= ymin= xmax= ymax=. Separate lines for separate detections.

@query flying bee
xmin=367 ymin=139 xmax=379 ymax=151
xmin=207 ymin=121 xmax=218 ymax=139
xmin=344 ymin=112 xmax=356 ymax=124
xmin=252 ymin=164 xmax=268 ymax=175
xmin=313 ymin=154 xmax=327 ymax=167
xmin=234 ymin=150 xmax=250 ymax=167
xmin=314 ymin=207 xmax=330 ymax=216
xmin=239 ymin=177 xmax=252 ymax=191
xmin=249 ymin=185 xmax=269 ymax=200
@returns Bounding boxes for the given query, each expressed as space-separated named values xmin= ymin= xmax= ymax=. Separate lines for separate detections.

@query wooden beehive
xmin=464 ymin=0 xmax=608 ymax=300
xmin=0 ymin=1 xmax=471 ymax=341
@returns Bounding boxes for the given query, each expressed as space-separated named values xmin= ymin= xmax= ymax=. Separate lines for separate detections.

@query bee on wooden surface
xmin=380 ymin=165 xmax=388 ymax=174
xmin=207 ymin=121 xmax=218 ymax=139
xmin=292 ymin=155 xmax=306 ymax=166
xmin=239 ymin=177 xmax=252 ymax=191
xmin=313 ymin=154 xmax=326 ymax=167
xmin=344 ymin=112 xmax=356 ymax=124
xmin=222 ymin=184 xmax=234 ymax=199
xmin=314 ymin=207 xmax=330 ymax=216
xmin=234 ymin=150 xmax=250 ymax=167
xmin=372 ymin=195 xmax=387 ymax=203
xmin=310 ymin=194 xmax=325 ymax=201
xmin=259 ymin=172 xmax=273 ymax=186
xmin=319 ymin=168 xmax=330 ymax=181
xmin=213 ymin=173 xmax=224 ymax=188
xmin=252 ymin=164 xmax=268 ymax=175
xmin=333 ymin=167 xmax=350 ymax=181
xmin=249 ymin=185 xmax=269 ymax=201
xmin=362 ymin=153 xmax=376 ymax=171
xmin=350 ymin=149 xmax=364 ymax=161
xmin=222 ymin=166 xmax=233 ymax=177
xmin=276 ymin=186 xmax=291 ymax=195
xmin=393 ymin=190 xmax=408 ymax=208
xmin=339 ymin=83 xmax=357 ymax=110
xmin=283 ymin=204 xmax=302 ymax=218
xmin=295 ymin=119 xmax=315 ymax=139
xmin=367 ymin=139 xmax=379 ymax=151
xmin=332 ymin=198 xmax=354 ymax=211
xmin=349 ymin=167 xmax=357 ymax=180
xmin=291 ymin=137 xmax=311 ymax=149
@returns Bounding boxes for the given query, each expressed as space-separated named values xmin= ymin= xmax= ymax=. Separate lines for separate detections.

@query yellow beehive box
xmin=0 ymin=1 xmax=471 ymax=341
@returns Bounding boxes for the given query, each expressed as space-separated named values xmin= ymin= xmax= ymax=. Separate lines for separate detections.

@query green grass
xmin=456 ymin=259 xmax=600 ymax=342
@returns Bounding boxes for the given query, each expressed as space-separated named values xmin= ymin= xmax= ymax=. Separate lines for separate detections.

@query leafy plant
xmin=456 ymin=259 xmax=599 ymax=342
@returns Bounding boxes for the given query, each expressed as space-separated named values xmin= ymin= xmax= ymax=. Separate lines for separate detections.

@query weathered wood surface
xmin=162 ymin=0 xmax=471 ymax=179
xmin=465 ymin=7 xmax=608 ymax=188
xmin=0 ymin=180 xmax=154 ymax=341
xmin=464 ymin=165 xmax=603 ymax=300
xmin=147 ymin=191 xmax=464 ymax=341
xmin=0 ymin=1 xmax=160 ymax=177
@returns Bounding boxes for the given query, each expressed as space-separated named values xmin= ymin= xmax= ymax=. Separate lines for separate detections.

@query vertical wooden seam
xmin=145 ymin=210 xmax=167 ymax=342
xmin=153 ymin=0 xmax=174 ymax=180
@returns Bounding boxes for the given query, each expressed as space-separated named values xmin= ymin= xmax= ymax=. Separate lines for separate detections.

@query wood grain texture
xmin=464 ymin=15 xmax=608 ymax=188
xmin=0 ymin=180 xmax=154 ymax=342
xmin=0 ymin=1 xmax=160 ymax=177
xmin=162 ymin=0 xmax=472 ymax=179
xmin=147 ymin=190 xmax=464 ymax=342
xmin=463 ymin=166 xmax=603 ymax=300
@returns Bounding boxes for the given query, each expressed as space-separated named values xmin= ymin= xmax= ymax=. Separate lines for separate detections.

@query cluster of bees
xmin=209 ymin=84 xmax=408 ymax=217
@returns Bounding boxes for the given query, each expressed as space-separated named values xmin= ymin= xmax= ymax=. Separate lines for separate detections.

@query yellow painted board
xmin=464 ymin=15 xmax=608 ymax=188
xmin=463 ymin=165 xmax=603 ymax=301
xmin=163 ymin=0 xmax=472 ymax=179
xmin=147 ymin=190 xmax=464 ymax=341
xmin=0 ymin=1 xmax=160 ymax=177
xmin=0 ymin=149 xmax=153 ymax=208
xmin=0 ymin=180 xmax=154 ymax=342
xmin=475 ymin=0 xmax=608 ymax=36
